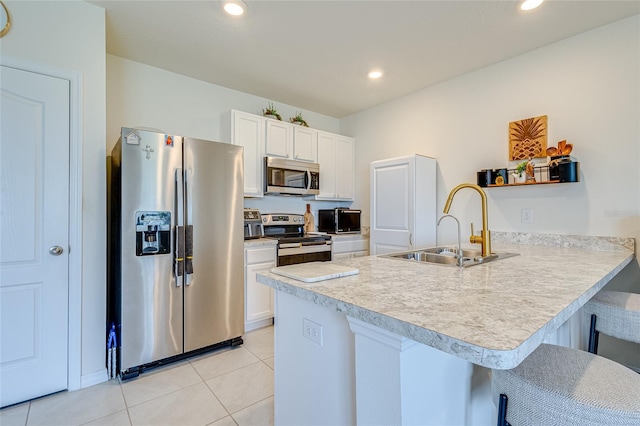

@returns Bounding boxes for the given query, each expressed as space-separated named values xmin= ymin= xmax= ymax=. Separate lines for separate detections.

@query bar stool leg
xmin=588 ymin=314 xmax=600 ymax=354
xmin=497 ymin=394 xmax=511 ymax=426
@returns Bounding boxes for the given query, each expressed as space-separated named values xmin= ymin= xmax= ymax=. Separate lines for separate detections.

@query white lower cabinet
xmin=332 ymin=238 xmax=369 ymax=260
xmin=245 ymin=244 xmax=276 ymax=332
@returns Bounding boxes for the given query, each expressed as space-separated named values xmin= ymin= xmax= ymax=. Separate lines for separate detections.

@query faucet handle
xmin=469 ymin=222 xmax=483 ymax=245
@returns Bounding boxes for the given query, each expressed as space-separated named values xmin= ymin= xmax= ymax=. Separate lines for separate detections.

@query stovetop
xmin=261 ymin=213 xmax=331 ymax=244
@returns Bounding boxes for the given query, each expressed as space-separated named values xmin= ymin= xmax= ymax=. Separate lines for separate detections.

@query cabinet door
xmin=246 ymin=261 xmax=275 ymax=328
xmin=370 ymin=157 xmax=415 ymax=255
xmin=233 ymin=111 xmax=264 ymax=197
xmin=316 ymin=131 xmax=336 ymax=199
xmin=293 ymin=126 xmax=317 ymax=162
xmin=265 ymin=120 xmax=292 ymax=158
xmin=334 ymin=136 xmax=354 ymax=200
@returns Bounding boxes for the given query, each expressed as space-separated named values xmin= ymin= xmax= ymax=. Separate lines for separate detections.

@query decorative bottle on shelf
xmin=304 ymin=204 xmax=315 ymax=233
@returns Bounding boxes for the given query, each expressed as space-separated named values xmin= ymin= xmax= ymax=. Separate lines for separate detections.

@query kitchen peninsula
xmin=257 ymin=232 xmax=635 ymax=426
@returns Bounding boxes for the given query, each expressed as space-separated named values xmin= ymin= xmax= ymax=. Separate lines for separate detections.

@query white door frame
xmin=2 ymin=57 xmax=84 ymax=391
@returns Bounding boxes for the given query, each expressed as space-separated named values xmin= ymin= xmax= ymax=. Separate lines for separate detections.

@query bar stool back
xmin=492 ymin=344 xmax=640 ymax=426
xmin=583 ymin=290 xmax=640 ymax=356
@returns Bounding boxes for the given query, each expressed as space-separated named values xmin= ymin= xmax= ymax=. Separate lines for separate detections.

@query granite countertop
xmin=244 ymin=237 xmax=278 ymax=247
xmin=330 ymin=234 xmax=369 ymax=242
xmin=257 ymin=232 xmax=635 ymax=369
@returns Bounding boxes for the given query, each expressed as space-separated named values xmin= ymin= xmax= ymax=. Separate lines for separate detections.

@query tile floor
xmin=0 ymin=326 xmax=275 ymax=426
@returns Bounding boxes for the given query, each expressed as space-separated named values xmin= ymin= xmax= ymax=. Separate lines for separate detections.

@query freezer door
xmin=183 ymin=138 xmax=244 ymax=352
xmin=119 ymin=128 xmax=184 ymax=371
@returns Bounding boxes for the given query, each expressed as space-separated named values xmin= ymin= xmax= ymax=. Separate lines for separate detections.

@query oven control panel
xmin=261 ymin=214 xmax=304 ymax=226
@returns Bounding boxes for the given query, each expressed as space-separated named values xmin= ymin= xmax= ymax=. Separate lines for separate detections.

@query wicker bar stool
xmin=492 ymin=344 xmax=640 ymax=426
xmin=583 ymin=290 xmax=640 ymax=356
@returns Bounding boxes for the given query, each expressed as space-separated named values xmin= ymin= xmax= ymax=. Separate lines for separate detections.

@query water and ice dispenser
xmin=135 ymin=211 xmax=171 ymax=256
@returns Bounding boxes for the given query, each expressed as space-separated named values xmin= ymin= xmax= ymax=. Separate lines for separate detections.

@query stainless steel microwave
xmin=318 ymin=208 xmax=361 ymax=234
xmin=264 ymin=157 xmax=320 ymax=196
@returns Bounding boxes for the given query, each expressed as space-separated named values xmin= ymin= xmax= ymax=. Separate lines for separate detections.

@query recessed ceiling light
xmin=521 ymin=0 xmax=544 ymax=11
xmin=223 ymin=0 xmax=247 ymax=16
xmin=368 ymin=70 xmax=383 ymax=79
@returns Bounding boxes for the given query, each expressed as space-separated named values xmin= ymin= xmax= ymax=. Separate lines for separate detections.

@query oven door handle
xmin=280 ymin=242 xmax=302 ymax=249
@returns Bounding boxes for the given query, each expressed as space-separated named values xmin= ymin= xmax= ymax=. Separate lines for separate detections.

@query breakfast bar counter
xmin=257 ymin=232 xmax=635 ymax=425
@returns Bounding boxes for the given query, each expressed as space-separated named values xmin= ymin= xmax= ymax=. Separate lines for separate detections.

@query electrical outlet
xmin=303 ymin=318 xmax=323 ymax=346
xmin=521 ymin=208 xmax=534 ymax=224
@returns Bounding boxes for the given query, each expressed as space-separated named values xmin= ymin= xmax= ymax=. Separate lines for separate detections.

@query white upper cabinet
xmin=265 ymin=119 xmax=317 ymax=163
xmin=223 ymin=110 xmax=354 ymax=200
xmin=292 ymin=126 xmax=318 ymax=162
xmin=221 ymin=110 xmax=264 ymax=197
xmin=316 ymin=131 xmax=355 ymax=201
xmin=265 ymin=119 xmax=293 ymax=159
xmin=335 ymin=135 xmax=355 ymax=200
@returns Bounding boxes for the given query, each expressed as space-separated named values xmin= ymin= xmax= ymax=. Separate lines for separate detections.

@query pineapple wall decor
xmin=509 ymin=115 xmax=548 ymax=161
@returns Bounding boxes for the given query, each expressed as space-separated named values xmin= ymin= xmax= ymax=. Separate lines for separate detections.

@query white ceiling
xmin=90 ymin=0 xmax=640 ymax=118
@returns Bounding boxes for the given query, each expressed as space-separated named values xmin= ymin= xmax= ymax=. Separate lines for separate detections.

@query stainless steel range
xmin=261 ymin=213 xmax=332 ymax=266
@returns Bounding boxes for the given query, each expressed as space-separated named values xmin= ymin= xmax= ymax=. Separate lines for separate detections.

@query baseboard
xmin=80 ymin=369 xmax=109 ymax=389
xmin=245 ymin=317 xmax=274 ymax=332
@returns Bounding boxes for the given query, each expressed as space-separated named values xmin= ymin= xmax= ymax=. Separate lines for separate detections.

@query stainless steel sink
xmin=382 ymin=247 xmax=518 ymax=268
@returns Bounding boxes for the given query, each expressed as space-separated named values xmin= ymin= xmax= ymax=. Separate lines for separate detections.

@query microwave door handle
xmin=305 ymin=170 xmax=311 ymax=191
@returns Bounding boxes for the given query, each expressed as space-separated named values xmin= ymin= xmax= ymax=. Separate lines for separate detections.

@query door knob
xmin=49 ymin=246 xmax=64 ymax=256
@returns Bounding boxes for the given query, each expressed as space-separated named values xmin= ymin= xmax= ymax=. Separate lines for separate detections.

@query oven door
xmin=278 ymin=244 xmax=332 ymax=266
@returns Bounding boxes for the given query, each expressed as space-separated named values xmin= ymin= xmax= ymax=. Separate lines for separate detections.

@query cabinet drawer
xmin=246 ymin=246 xmax=277 ymax=264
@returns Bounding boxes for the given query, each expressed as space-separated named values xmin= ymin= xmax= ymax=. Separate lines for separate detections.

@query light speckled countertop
xmin=257 ymin=232 xmax=635 ymax=369
xmin=244 ymin=237 xmax=278 ymax=247
xmin=330 ymin=234 xmax=369 ymax=242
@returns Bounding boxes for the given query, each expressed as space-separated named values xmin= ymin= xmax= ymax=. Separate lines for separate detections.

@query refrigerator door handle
xmin=184 ymin=169 xmax=194 ymax=286
xmin=174 ymin=168 xmax=184 ymax=285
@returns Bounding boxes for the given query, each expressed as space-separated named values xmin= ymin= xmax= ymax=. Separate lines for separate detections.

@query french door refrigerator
xmin=108 ymin=127 xmax=244 ymax=379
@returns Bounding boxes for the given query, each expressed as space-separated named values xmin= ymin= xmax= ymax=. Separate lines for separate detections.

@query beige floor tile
xmin=0 ymin=402 xmax=30 ymax=426
xmin=191 ymin=347 xmax=260 ymax=381
xmin=206 ymin=363 xmax=273 ymax=414
xmin=262 ymin=357 xmax=274 ymax=370
xmin=121 ymin=363 xmax=202 ymax=407
xmin=28 ymin=381 xmax=125 ymax=426
xmin=242 ymin=329 xmax=274 ymax=361
xmin=128 ymin=382 xmax=227 ymax=426
xmin=231 ymin=397 xmax=274 ymax=426
xmin=244 ymin=326 xmax=273 ymax=338
xmin=208 ymin=415 xmax=238 ymax=426
xmin=82 ymin=409 xmax=131 ymax=426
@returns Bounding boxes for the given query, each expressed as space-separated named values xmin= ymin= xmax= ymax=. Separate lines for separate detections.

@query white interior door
xmin=0 ymin=66 xmax=70 ymax=407
xmin=370 ymin=158 xmax=414 ymax=255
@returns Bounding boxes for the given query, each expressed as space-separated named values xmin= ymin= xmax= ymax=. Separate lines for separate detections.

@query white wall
xmin=107 ymin=55 xmax=349 ymax=217
xmin=342 ymin=15 xmax=640 ymax=265
xmin=1 ymin=1 xmax=107 ymax=384
xmin=106 ymin=56 xmax=341 ymax=150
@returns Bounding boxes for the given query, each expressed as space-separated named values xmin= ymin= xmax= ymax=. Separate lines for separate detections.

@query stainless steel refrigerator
xmin=108 ymin=127 xmax=244 ymax=379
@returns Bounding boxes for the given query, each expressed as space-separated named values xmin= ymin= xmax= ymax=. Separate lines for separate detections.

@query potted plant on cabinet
xmin=289 ymin=111 xmax=309 ymax=127
xmin=263 ymin=102 xmax=282 ymax=121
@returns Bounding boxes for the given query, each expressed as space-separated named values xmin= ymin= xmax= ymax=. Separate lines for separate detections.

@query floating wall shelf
xmin=477 ymin=160 xmax=579 ymax=188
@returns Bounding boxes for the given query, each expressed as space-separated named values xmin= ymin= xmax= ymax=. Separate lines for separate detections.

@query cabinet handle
xmin=409 ymin=233 xmax=413 ymax=246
